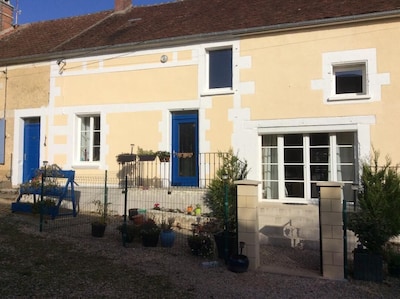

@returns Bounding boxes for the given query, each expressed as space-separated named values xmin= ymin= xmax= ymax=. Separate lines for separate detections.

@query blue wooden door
xmin=171 ymin=112 xmax=198 ymax=186
xmin=23 ymin=118 xmax=40 ymax=182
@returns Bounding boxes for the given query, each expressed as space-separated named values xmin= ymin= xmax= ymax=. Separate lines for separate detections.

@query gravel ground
xmin=1 ymin=197 xmax=399 ymax=298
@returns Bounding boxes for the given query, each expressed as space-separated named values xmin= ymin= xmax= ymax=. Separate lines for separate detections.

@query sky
xmin=9 ymin=0 xmax=174 ymax=24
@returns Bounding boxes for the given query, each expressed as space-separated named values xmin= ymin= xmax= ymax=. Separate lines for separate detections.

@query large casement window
xmin=208 ymin=47 xmax=232 ymax=89
xmin=262 ymin=132 xmax=356 ymax=202
xmin=78 ymin=115 xmax=100 ymax=162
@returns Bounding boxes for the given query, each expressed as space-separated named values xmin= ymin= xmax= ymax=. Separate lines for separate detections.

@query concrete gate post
xmin=235 ymin=180 xmax=260 ymax=271
xmin=317 ymin=182 xmax=345 ymax=280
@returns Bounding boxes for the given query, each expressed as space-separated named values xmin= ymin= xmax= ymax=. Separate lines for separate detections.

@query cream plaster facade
xmin=1 ymin=17 xmax=399 ymax=209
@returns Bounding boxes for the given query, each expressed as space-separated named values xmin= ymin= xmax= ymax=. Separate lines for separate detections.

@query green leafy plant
xmin=20 ymin=164 xmax=63 ymax=191
xmin=160 ymin=217 xmax=175 ymax=232
xmin=140 ymin=218 xmax=161 ymax=237
xmin=348 ymin=151 xmax=400 ymax=254
xmin=156 ymin=151 xmax=170 ymax=162
xmin=117 ymin=224 xmax=139 ymax=243
xmin=187 ymin=235 xmax=214 ymax=258
xmin=32 ymin=198 xmax=56 ymax=214
xmin=92 ymin=199 xmax=110 ymax=225
xmin=203 ymin=149 xmax=249 ymax=232
xmin=137 ymin=147 xmax=156 ymax=155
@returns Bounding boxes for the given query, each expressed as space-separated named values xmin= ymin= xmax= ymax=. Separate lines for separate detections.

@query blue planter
xmin=160 ymin=230 xmax=175 ymax=247
xmin=228 ymin=254 xmax=249 ymax=273
xmin=353 ymin=249 xmax=383 ymax=282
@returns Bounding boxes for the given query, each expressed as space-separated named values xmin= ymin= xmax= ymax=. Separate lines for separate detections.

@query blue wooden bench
xmin=11 ymin=168 xmax=77 ymax=219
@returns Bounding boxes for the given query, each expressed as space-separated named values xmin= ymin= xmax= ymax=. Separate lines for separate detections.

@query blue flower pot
xmin=160 ymin=230 xmax=175 ymax=247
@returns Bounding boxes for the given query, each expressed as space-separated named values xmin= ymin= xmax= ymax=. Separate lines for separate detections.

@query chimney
xmin=115 ymin=0 xmax=132 ymax=11
xmin=0 ymin=0 xmax=13 ymax=32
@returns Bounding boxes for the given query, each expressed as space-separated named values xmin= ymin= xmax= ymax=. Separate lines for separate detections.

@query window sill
xmin=201 ymin=88 xmax=234 ymax=97
xmin=328 ymin=94 xmax=371 ymax=102
xmin=261 ymin=198 xmax=309 ymax=204
xmin=72 ymin=163 xmax=100 ymax=169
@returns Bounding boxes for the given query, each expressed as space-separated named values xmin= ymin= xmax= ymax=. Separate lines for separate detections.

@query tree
xmin=348 ymin=151 xmax=400 ymax=254
xmin=203 ymin=150 xmax=249 ymax=232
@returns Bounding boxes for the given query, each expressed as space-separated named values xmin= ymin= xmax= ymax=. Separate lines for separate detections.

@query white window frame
xmin=261 ymin=132 xmax=356 ymax=203
xmin=332 ymin=63 xmax=367 ymax=100
xmin=201 ymin=44 xmax=235 ymax=96
xmin=311 ymin=48 xmax=389 ymax=103
xmin=75 ymin=114 xmax=101 ymax=165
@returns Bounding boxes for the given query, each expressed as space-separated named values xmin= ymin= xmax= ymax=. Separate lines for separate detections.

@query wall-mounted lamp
xmin=160 ymin=55 xmax=168 ymax=63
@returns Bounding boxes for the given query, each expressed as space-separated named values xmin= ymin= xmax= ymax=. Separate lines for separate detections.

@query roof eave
xmin=1 ymin=9 xmax=399 ymax=67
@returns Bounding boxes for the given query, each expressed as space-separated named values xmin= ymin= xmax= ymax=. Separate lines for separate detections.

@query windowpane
xmin=285 ymin=182 xmax=304 ymax=198
xmin=310 ymin=148 xmax=329 ymax=163
xmin=93 ymin=132 xmax=100 ymax=146
xmin=81 ymin=117 xmax=90 ymax=130
xmin=337 ymin=147 xmax=353 ymax=163
xmin=263 ymin=164 xmax=278 ymax=180
xmin=284 ymin=134 xmax=302 ymax=146
xmin=285 ymin=165 xmax=303 ymax=180
xmin=338 ymin=165 xmax=354 ymax=181
xmin=80 ymin=131 xmax=90 ymax=161
xmin=209 ymin=48 xmax=232 ymax=89
xmin=343 ymin=183 xmax=355 ymax=202
xmin=336 ymin=132 xmax=353 ymax=145
xmin=335 ymin=66 xmax=365 ymax=94
xmin=93 ymin=146 xmax=100 ymax=162
xmin=310 ymin=133 xmax=329 ymax=146
xmin=93 ymin=116 xmax=100 ymax=130
xmin=262 ymin=147 xmax=277 ymax=163
xmin=263 ymin=181 xmax=278 ymax=199
xmin=284 ymin=148 xmax=303 ymax=163
xmin=262 ymin=135 xmax=277 ymax=146
xmin=310 ymin=165 xmax=329 ymax=181
xmin=311 ymin=182 xmax=319 ymax=198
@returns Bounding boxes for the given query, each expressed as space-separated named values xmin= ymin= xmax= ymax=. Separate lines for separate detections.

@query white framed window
xmin=262 ymin=132 xmax=356 ymax=203
xmin=333 ymin=63 xmax=366 ymax=96
xmin=205 ymin=47 xmax=233 ymax=93
xmin=311 ymin=48 xmax=389 ymax=103
xmin=77 ymin=115 xmax=100 ymax=162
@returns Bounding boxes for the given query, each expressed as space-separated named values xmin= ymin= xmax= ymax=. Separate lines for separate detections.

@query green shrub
xmin=348 ymin=151 xmax=400 ymax=254
xmin=203 ymin=149 xmax=249 ymax=232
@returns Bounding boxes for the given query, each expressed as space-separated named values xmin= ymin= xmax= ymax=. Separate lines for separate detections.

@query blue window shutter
xmin=0 ymin=119 xmax=5 ymax=164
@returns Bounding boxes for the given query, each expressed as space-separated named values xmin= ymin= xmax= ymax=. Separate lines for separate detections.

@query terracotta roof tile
xmin=1 ymin=0 xmax=399 ymax=65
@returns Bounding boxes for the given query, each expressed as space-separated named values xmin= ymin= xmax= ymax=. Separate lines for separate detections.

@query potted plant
xmin=186 ymin=205 xmax=193 ymax=215
xmin=203 ymin=149 xmax=249 ymax=260
xmin=187 ymin=234 xmax=214 ymax=258
xmin=348 ymin=151 xmax=400 ymax=282
xmin=385 ymin=244 xmax=400 ymax=277
xmin=137 ymin=147 xmax=156 ymax=161
xmin=156 ymin=151 xmax=170 ymax=162
xmin=32 ymin=198 xmax=57 ymax=218
xmin=117 ymin=223 xmax=139 ymax=243
xmin=228 ymin=241 xmax=249 ymax=273
xmin=194 ymin=204 xmax=201 ymax=216
xmin=91 ymin=199 xmax=110 ymax=238
xmin=160 ymin=217 xmax=175 ymax=247
xmin=116 ymin=152 xmax=136 ymax=164
xmin=140 ymin=218 xmax=161 ymax=247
